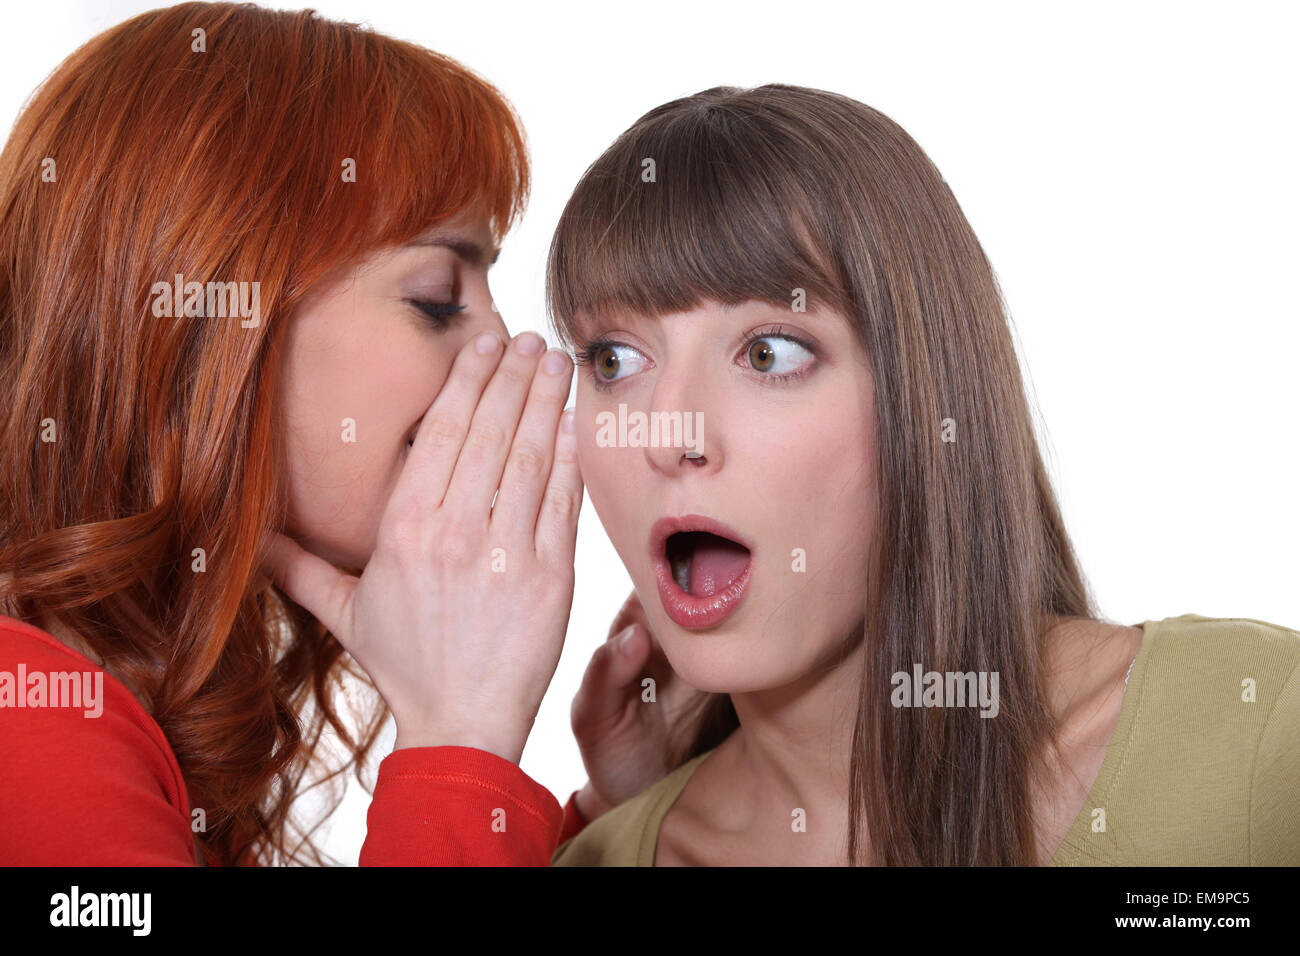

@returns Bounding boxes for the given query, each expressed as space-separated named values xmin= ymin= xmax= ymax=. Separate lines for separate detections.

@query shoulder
xmin=0 ymin=613 xmax=159 ymax=729
xmin=1149 ymin=616 xmax=1300 ymax=864
xmin=0 ymin=614 xmax=194 ymax=863
xmin=1139 ymin=613 xmax=1300 ymax=683
xmin=1126 ymin=614 xmax=1300 ymax=864
xmin=552 ymin=751 xmax=714 ymax=867
xmin=1129 ymin=613 xmax=1300 ymax=731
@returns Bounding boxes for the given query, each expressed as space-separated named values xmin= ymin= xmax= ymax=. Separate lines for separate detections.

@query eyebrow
xmin=404 ymin=233 xmax=501 ymax=267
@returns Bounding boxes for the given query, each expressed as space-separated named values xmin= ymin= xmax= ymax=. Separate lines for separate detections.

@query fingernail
xmin=514 ymin=331 xmax=544 ymax=355
xmin=543 ymin=349 xmax=570 ymax=375
xmin=561 ymin=408 xmax=576 ymax=433
xmin=618 ymin=626 xmax=638 ymax=655
xmin=475 ymin=332 xmax=501 ymax=354
xmin=608 ymin=624 xmax=633 ymax=644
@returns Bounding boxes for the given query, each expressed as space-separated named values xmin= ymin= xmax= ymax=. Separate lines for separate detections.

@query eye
xmin=587 ymin=342 xmax=650 ymax=384
xmin=741 ymin=333 xmax=815 ymax=376
xmin=408 ymin=298 xmax=467 ymax=330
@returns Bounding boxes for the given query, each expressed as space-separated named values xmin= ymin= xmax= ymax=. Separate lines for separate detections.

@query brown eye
xmin=584 ymin=341 xmax=649 ymax=386
xmin=748 ymin=339 xmax=776 ymax=371
xmin=596 ymin=345 xmax=620 ymax=379
xmin=739 ymin=333 xmax=815 ymax=378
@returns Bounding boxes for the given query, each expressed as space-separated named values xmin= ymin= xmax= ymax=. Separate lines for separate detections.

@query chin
xmin=674 ymin=664 xmax=790 ymax=697
xmin=652 ymin=627 xmax=785 ymax=695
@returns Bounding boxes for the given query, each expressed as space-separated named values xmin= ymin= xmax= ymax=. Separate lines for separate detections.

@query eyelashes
xmin=736 ymin=326 xmax=816 ymax=378
xmin=574 ymin=326 xmax=818 ymax=391
xmin=572 ymin=339 xmax=609 ymax=371
xmin=574 ymin=339 xmax=645 ymax=390
xmin=408 ymin=298 xmax=468 ymax=330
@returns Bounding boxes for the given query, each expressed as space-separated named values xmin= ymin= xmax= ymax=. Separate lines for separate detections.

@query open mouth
xmin=665 ymin=531 xmax=751 ymax=598
xmin=650 ymin=515 xmax=754 ymax=629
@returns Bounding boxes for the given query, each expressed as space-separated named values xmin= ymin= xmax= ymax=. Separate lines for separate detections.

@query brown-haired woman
xmin=0 ymin=3 xmax=675 ymax=866
xmin=548 ymin=85 xmax=1300 ymax=866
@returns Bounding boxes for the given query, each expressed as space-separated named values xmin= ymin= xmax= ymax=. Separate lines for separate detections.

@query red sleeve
xmin=1 ymin=614 xmax=589 ymax=866
xmin=360 ymin=745 xmax=586 ymax=866
xmin=0 ymin=617 xmax=198 ymax=865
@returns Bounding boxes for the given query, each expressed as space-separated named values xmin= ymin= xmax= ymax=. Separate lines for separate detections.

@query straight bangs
xmin=546 ymin=88 xmax=854 ymax=346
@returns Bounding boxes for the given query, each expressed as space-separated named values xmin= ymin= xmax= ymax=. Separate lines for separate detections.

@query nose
xmin=641 ymin=361 xmax=718 ymax=478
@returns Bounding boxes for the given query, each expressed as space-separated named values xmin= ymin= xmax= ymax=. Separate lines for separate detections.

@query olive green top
xmin=552 ymin=614 xmax=1300 ymax=866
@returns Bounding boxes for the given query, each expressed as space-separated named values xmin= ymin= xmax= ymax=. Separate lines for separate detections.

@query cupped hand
xmin=264 ymin=331 xmax=583 ymax=765
xmin=569 ymin=589 xmax=709 ymax=819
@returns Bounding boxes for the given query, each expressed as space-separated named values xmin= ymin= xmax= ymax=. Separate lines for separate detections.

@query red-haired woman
xmin=0 ymin=3 xmax=673 ymax=865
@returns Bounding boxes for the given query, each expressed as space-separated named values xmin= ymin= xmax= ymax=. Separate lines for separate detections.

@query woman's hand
xmin=264 ymin=331 xmax=582 ymax=765
xmin=569 ymin=590 xmax=708 ymax=819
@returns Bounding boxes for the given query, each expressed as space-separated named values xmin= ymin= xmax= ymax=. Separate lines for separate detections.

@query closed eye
xmin=409 ymin=298 xmax=468 ymax=330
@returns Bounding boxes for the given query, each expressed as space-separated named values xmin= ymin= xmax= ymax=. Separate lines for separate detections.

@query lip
xmin=648 ymin=514 xmax=754 ymax=629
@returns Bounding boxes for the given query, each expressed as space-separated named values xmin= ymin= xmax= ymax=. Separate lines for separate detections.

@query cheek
xmin=283 ymin=348 xmax=440 ymax=567
xmin=282 ymin=410 xmax=387 ymax=568
xmin=740 ymin=395 xmax=872 ymax=521
xmin=577 ymin=403 xmax=632 ymax=530
xmin=576 ymin=395 xmax=661 ymax=582
xmin=745 ymin=395 xmax=876 ymax=641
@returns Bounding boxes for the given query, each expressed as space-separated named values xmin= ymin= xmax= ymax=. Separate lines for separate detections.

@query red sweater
xmin=0 ymin=614 xmax=587 ymax=865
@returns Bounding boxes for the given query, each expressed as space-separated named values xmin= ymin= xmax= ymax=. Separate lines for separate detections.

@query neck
xmin=723 ymin=634 xmax=863 ymax=847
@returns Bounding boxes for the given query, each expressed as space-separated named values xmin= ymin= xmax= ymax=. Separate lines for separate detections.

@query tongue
xmin=687 ymin=540 xmax=750 ymax=597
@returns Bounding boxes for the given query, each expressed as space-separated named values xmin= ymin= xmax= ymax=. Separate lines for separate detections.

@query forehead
xmin=418 ymin=204 xmax=492 ymax=237
xmin=403 ymin=204 xmax=500 ymax=267
xmin=573 ymin=297 xmax=844 ymax=330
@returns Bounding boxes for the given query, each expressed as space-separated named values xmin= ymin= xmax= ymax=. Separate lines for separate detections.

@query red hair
xmin=0 ymin=1 xmax=529 ymax=864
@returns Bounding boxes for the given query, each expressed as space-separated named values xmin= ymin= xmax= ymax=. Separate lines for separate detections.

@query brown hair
xmin=546 ymin=85 xmax=1096 ymax=864
xmin=0 ymin=2 xmax=529 ymax=864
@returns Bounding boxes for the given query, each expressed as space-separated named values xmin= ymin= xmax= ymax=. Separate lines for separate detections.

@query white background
xmin=3 ymin=0 xmax=1296 ymax=863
